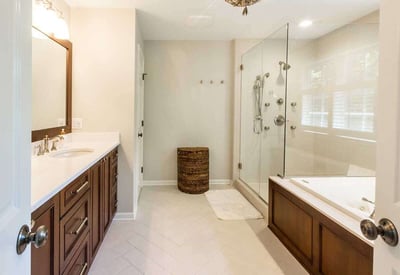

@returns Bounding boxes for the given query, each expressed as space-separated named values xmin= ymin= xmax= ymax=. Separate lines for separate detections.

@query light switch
xmin=72 ymin=118 xmax=83 ymax=129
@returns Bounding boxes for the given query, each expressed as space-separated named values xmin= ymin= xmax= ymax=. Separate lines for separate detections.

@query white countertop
xmin=31 ymin=132 xmax=120 ymax=212
xmin=270 ymin=176 xmax=373 ymax=247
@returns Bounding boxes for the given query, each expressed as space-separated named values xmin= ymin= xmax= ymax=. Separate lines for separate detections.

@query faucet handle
xmin=35 ymin=144 xmax=45 ymax=156
xmin=51 ymin=140 xmax=59 ymax=151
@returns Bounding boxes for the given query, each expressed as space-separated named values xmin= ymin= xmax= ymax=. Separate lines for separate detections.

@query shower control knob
xmin=290 ymin=126 xmax=296 ymax=130
xmin=265 ymin=103 xmax=270 ymax=107
xmin=360 ymin=218 xmax=399 ymax=246
xmin=276 ymin=98 xmax=284 ymax=105
xmin=264 ymin=126 xmax=270 ymax=131
xmin=274 ymin=115 xmax=285 ymax=126
xmin=291 ymin=102 xmax=297 ymax=107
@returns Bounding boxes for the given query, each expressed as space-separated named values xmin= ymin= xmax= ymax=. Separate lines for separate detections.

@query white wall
xmin=143 ymin=41 xmax=234 ymax=182
xmin=70 ymin=8 xmax=137 ymax=214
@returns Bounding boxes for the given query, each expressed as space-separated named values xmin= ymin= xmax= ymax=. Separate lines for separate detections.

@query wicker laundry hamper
xmin=177 ymin=147 xmax=209 ymax=194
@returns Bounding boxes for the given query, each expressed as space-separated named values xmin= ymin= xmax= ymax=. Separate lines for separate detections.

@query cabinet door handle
xmin=79 ymin=262 xmax=88 ymax=275
xmin=70 ymin=217 xmax=88 ymax=235
xmin=71 ymin=181 xmax=89 ymax=195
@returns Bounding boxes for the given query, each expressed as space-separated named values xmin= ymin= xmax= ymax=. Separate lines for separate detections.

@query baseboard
xmin=114 ymin=212 xmax=135 ymax=220
xmin=143 ymin=179 xmax=233 ymax=186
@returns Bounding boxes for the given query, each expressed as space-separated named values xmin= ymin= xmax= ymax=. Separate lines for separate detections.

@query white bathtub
xmin=290 ymin=177 xmax=375 ymax=221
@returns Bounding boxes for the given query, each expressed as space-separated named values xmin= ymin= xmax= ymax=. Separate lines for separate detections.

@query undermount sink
xmin=49 ymin=148 xmax=94 ymax=158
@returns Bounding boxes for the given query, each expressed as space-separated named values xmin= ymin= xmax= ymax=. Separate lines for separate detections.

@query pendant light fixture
xmin=33 ymin=0 xmax=69 ymax=39
xmin=225 ymin=0 xmax=260 ymax=16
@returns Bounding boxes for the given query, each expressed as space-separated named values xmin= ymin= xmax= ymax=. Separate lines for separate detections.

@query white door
xmin=373 ymin=0 xmax=400 ymax=273
xmin=134 ymin=43 xmax=145 ymax=217
xmin=0 ymin=0 xmax=32 ymax=273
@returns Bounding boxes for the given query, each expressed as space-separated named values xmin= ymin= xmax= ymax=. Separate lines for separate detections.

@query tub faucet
xmin=362 ymin=197 xmax=375 ymax=219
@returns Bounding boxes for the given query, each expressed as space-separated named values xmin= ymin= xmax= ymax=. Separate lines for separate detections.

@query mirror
xmin=32 ymin=27 xmax=72 ymax=141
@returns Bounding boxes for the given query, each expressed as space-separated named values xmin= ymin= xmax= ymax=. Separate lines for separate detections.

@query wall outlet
xmin=72 ymin=118 xmax=83 ymax=129
xmin=57 ymin=118 xmax=66 ymax=126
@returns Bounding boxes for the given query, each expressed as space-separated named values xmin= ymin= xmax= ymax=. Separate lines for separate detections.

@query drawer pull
xmin=71 ymin=181 xmax=89 ymax=195
xmin=79 ymin=262 xmax=88 ymax=275
xmin=70 ymin=217 xmax=88 ymax=235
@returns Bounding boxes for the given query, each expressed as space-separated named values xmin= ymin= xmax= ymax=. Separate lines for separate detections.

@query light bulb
xmin=298 ymin=20 xmax=313 ymax=28
xmin=54 ymin=17 xmax=69 ymax=39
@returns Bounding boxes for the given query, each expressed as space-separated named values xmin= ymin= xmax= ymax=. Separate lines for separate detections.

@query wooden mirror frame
xmin=31 ymin=26 xmax=72 ymax=142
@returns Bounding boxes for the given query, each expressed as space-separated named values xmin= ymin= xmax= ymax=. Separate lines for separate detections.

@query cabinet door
xmin=90 ymin=160 xmax=103 ymax=260
xmin=103 ymin=154 xmax=111 ymax=233
xmin=31 ymin=195 xmax=60 ymax=275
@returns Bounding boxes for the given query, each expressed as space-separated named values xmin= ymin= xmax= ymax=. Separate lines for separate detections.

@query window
xmin=301 ymin=94 xmax=328 ymax=128
xmin=333 ymin=89 xmax=375 ymax=132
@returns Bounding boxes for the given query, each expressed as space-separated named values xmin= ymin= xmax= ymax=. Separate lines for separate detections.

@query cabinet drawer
xmin=62 ymin=234 xmax=90 ymax=275
xmin=60 ymin=171 xmax=90 ymax=217
xmin=60 ymin=191 xmax=90 ymax=271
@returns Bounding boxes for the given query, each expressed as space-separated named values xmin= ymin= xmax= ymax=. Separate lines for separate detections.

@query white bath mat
xmin=205 ymin=189 xmax=262 ymax=220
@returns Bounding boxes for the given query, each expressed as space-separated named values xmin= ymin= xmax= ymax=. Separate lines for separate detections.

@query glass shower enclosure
xmin=239 ymin=14 xmax=379 ymax=203
xmin=239 ymin=25 xmax=289 ymax=202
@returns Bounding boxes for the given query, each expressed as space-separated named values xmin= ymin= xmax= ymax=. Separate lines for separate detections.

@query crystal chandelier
xmin=225 ymin=0 xmax=260 ymax=16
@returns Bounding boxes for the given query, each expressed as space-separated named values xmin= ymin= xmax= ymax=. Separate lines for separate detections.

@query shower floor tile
xmin=89 ymin=185 xmax=308 ymax=275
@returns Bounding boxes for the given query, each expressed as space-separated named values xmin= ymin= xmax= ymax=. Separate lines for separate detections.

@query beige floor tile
xmin=89 ymin=185 xmax=307 ymax=275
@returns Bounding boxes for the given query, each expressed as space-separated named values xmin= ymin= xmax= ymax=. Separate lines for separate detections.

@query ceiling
xmin=65 ymin=0 xmax=379 ymax=40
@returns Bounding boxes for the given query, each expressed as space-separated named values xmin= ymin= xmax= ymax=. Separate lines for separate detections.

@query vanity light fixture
xmin=298 ymin=19 xmax=313 ymax=28
xmin=225 ymin=0 xmax=260 ymax=16
xmin=33 ymin=0 xmax=69 ymax=39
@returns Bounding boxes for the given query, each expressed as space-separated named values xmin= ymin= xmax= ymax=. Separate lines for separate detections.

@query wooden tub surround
xmin=268 ymin=179 xmax=373 ymax=275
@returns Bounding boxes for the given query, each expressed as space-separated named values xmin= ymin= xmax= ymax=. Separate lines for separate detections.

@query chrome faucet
xmin=362 ymin=197 xmax=376 ymax=219
xmin=50 ymin=135 xmax=64 ymax=151
xmin=43 ymin=135 xmax=50 ymax=153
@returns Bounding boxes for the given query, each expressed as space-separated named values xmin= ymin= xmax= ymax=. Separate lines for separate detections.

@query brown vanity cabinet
xmin=60 ymin=189 xmax=91 ymax=272
xmin=31 ymin=196 xmax=60 ymax=275
xmin=31 ymin=148 xmax=118 ymax=275
xmin=90 ymin=160 xmax=103 ymax=260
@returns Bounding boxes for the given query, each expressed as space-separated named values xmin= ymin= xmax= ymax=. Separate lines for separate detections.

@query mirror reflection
xmin=32 ymin=28 xmax=67 ymax=131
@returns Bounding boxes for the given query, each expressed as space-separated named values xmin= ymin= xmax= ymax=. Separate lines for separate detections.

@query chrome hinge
xmin=141 ymin=166 xmax=143 ymax=173
xmin=141 ymin=120 xmax=144 ymax=127
xmin=238 ymin=163 xmax=242 ymax=170
xmin=240 ymin=64 xmax=244 ymax=71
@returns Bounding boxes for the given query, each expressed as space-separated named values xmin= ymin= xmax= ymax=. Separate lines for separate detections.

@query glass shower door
xmin=239 ymin=43 xmax=263 ymax=194
xmin=259 ymin=25 xmax=289 ymax=202
xmin=239 ymin=24 xmax=289 ymax=203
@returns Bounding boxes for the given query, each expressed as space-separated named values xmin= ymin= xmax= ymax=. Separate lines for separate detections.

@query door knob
xmin=16 ymin=224 xmax=48 ymax=255
xmin=360 ymin=218 xmax=398 ymax=246
xmin=138 ymin=132 xmax=143 ymax=138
